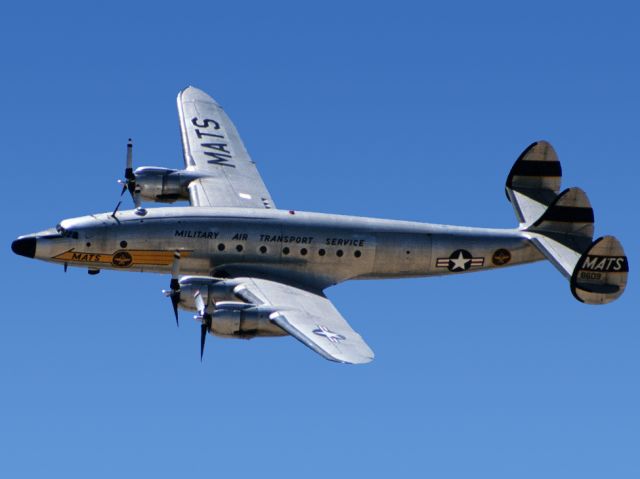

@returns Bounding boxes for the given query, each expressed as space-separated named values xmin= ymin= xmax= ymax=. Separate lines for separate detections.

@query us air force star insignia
xmin=436 ymin=249 xmax=485 ymax=271
xmin=449 ymin=250 xmax=471 ymax=271
xmin=312 ymin=325 xmax=346 ymax=343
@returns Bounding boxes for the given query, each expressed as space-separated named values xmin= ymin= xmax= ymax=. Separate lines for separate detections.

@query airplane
xmin=11 ymin=87 xmax=629 ymax=364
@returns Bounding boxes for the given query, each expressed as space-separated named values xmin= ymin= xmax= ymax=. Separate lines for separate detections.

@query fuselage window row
xmin=233 ymin=245 xmax=364 ymax=258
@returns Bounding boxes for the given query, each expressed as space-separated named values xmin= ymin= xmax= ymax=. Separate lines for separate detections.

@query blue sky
xmin=2 ymin=1 xmax=638 ymax=477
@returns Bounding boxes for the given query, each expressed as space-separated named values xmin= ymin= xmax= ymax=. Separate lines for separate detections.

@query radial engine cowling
xmin=134 ymin=167 xmax=198 ymax=203
xmin=178 ymin=277 xmax=243 ymax=311
xmin=208 ymin=303 xmax=287 ymax=339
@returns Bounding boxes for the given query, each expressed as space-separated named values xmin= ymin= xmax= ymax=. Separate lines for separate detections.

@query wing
xmin=177 ymin=86 xmax=276 ymax=209
xmin=234 ymin=277 xmax=374 ymax=364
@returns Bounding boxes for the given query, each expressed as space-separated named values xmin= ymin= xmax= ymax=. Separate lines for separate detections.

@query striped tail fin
xmin=507 ymin=141 xmax=628 ymax=304
xmin=571 ymin=236 xmax=628 ymax=304
xmin=506 ymin=141 xmax=562 ymax=227
xmin=526 ymin=187 xmax=594 ymax=255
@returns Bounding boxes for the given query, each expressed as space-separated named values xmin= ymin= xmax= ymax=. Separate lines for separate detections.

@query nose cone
xmin=11 ymin=236 xmax=36 ymax=258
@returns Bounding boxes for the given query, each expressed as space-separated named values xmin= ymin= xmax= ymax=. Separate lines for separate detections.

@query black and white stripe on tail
xmin=505 ymin=141 xmax=562 ymax=226
xmin=506 ymin=141 xmax=628 ymax=304
xmin=571 ymin=236 xmax=629 ymax=305
xmin=526 ymin=187 xmax=594 ymax=254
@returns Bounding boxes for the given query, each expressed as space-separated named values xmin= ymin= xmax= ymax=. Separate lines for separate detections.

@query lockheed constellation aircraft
xmin=11 ymin=87 xmax=629 ymax=364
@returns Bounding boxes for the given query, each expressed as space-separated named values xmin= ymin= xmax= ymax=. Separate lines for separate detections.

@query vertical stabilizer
xmin=571 ymin=236 xmax=629 ymax=305
xmin=506 ymin=141 xmax=562 ymax=226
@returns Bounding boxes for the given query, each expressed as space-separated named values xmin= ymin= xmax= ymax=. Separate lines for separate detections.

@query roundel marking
xmin=312 ymin=325 xmax=346 ymax=343
xmin=448 ymin=249 xmax=472 ymax=271
xmin=492 ymin=248 xmax=511 ymax=266
xmin=112 ymin=250 xmax=133 ymax=268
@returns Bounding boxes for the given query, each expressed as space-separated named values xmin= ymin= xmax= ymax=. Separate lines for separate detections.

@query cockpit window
xmin=56 ymin=224 xmax=78 ymax=239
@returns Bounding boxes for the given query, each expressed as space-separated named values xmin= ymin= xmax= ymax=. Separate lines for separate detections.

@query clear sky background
xmin=1 ymin=1 xmax=638 ymax=477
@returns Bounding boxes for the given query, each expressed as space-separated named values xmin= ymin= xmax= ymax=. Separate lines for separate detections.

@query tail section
xmin=506 ymin=141 xmax=628 ymax=304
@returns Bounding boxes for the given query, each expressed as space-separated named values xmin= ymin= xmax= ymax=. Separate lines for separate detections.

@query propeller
xmin=194 ymin=289 xmax=215 ymax=361
xmin=120 ymin=139 xmax=136 ymax=195
xmin=112 ymin=139 xmax=145 ymax=217
xmin=161 ymin=251 xmax=181 ymax=327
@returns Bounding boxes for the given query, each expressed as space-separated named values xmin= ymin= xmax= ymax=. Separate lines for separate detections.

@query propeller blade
xmin=170 ymin=295 xmax=180 ymax=326
xmin=171 ymin=251 xmax=181 ymax=279
xmin=125 ymin=139 xmax=135 ymax=192
xmin=162 ymin=287 xmax=180 ymax=325
xmin=118 ymin=181 xmax=128 ymax=197
xmin=194 ymin=289 xmax=205 ymax=315
xmin=112 ymin=139 xmax=135 ymax=218
xmin=194 ymin=289 xmax=214 ymax=361
xmin=200 ymin=322 xmax=207 ymax=361
xmin=169 ymin=251 xmax=181 ymax=326
xmin=111 ymin=200 xmax=123 ymax=218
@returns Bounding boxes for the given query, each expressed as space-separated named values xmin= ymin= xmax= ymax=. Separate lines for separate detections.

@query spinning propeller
xmin=194 ymin=289 xmax=215 ymax=361
xmin=112 ymin=139 xmax=144 ymax=217
xmin=161 ymin=251 xmax=182 ymax=327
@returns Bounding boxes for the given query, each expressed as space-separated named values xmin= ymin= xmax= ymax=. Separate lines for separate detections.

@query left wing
xmin=234 ymin=278 xmax=374 ymax=364
xmin=177 ymin=86 xmax=276 ymax=209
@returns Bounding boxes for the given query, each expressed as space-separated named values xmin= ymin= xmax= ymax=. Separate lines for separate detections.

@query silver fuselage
xmin=27 ymin=207 xmax=544 ymax=291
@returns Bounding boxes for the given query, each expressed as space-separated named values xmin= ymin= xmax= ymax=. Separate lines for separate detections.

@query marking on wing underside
xmin=312 ymin=325 xmax=346 ymax=343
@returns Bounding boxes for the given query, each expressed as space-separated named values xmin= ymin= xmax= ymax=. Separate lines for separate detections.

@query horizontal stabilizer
xmin=526 ymin=233 xmax=582 ymax=279
xmin=506 ymin=141 xmax=562 ymax=226
xmin=571 ymin=236 xmax=629 ymax=305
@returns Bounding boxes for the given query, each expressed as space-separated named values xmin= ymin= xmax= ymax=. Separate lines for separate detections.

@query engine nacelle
xmin=178 ymin=277 xmax=243 ymax=311
xmin=134 ymin=167 xmax=199 ymax=203
xmin=209 ymin=303 xmax=287 ymax=339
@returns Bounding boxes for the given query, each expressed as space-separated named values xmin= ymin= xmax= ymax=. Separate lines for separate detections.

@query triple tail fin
xmin=506 ymin=141 xmax=628 ymax=304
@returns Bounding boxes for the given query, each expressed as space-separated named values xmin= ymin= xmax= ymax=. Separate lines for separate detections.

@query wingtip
xmin=332 ymin=349 xmax=375 ymax=365
xmin=178 ymin=86 xmax=220 ymax=106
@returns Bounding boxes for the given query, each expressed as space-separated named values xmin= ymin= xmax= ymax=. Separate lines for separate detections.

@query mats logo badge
xmin=492 ymin=248 xmax=511 ymax=266
xmin=112 ymin=250 xmax=133 ymax=267
xmin=436 ymin=249 xmax=484 ymax=272
xmin=580 ymin=255 xmax=628 ymax=272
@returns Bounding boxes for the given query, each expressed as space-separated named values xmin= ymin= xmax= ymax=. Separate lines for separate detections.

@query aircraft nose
xmin=11 ymin=236 xmax=36 ymax=258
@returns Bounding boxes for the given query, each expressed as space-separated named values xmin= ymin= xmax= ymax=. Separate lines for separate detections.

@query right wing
xmin=177 ymin=86 xmax=276 ymax=209
xmin=234 ymin=277 xmax=375 ymax=364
